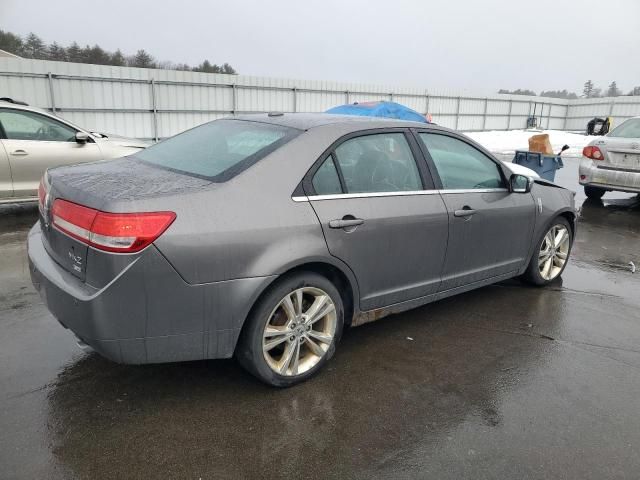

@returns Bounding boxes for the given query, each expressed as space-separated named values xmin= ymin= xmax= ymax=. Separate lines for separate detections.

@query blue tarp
xmin=325 ymin=101 xmax=428 ymax=123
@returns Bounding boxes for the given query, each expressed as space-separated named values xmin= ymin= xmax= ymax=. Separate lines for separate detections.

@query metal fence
xmin=2 ymin=58 xmax=639 ymax=140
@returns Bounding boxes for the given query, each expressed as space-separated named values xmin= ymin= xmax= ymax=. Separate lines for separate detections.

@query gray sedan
xmin=28 ymin=114 xmax=576 ymax=386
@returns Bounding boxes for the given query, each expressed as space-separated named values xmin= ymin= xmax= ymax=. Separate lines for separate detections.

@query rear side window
xmin=332 ymin=133 xmax=422 ymax=193
xmin=312 ymin=157 xmax=342 ymax=195
xmin=135 ymin=119 xmax=300 ymax=181
xmin=419 ymin=133 xmax=505 ymax=190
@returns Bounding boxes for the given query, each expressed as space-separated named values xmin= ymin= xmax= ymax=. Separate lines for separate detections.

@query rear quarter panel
xmin=150 ymin=125 xmax=360 ymax=286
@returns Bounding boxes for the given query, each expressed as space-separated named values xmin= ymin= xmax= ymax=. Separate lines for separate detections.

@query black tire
xmin=521 ymin=217 xmax=573 ymax=286
xmin=584 ymin=185 xmax=606 ymax=200
xmin=236 ymin=271 xmax=344 ymax=387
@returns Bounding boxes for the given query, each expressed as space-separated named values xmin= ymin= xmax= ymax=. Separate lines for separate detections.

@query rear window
xmin=608 ymin=118 xmax=640 ymax=138
xmin=135 ymin=119 xmax=300 ymax=181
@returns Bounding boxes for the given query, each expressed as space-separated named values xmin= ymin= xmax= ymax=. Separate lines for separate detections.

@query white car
xmin=0 ymin=98 xmax=148 ymax=204
xmin=579 ymin=116 xmax=640 ymax=199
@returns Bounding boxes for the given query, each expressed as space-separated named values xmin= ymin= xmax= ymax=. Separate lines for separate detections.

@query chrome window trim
xmin=292 ymin=188 xmax=508 ymax=202
xmin=438 ymin=188 xmax=509 ymax=194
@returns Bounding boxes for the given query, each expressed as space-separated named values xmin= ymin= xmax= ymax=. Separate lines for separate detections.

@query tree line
xmin=499 ymin=80 xmax=640 ymax=99
xmin=0 ymin=30 xmax=237 ymax=74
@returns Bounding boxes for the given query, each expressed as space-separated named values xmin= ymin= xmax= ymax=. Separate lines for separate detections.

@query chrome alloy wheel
xmin=538 ymin=224 xmax=570 ymax=281
xmin=262 ymin=287 xmax=337 ymax=376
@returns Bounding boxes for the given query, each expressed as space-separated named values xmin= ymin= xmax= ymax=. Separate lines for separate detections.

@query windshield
xmin=135 ymin=119 xmax=300 ymax=181
xmin=608 ymin=118 xmax=640 ymax=139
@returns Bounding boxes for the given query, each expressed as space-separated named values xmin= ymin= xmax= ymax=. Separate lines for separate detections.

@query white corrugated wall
xmin=2 ymin=58 xmax=638 ymax=139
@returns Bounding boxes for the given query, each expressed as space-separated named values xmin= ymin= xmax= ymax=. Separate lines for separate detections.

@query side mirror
xmin=510 ymin=174 xmax=533 ymax=193
xmin=75 ymin=131 xmax=89 ymax=144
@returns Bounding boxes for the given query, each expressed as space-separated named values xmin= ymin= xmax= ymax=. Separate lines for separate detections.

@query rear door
xmin=304 ymin=129 xmax=449 ymax=311
xmin=416 ymin=131 xmax=535 ymax=290
xmin=0 ymin=108 xmax=103 ymax=198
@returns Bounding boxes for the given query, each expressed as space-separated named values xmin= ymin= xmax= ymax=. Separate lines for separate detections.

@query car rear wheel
xmin=584 ymin=185 xmax=606 ymax=199
xmin=236 ymin=272 xmax=344 ymax=387
xmin=521 ymin=217 xmax=573 ymax=286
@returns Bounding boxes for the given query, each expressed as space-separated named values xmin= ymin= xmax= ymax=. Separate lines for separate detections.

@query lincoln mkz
xmin=29 ymin=114 xmax=576 ymax=386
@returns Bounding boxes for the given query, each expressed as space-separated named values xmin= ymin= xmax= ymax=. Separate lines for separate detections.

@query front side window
xmin=419 ymin=133 xmax=505 ymax=190
xmin=332 ymin=132 xmax=422 ymax=194
xmin=0 ymin=109 xmax=77 ymax=142
xmin=608 ymin=118 xmax=640 ymax=138
xmin=135 ymin=119 xmax=300 ymax=181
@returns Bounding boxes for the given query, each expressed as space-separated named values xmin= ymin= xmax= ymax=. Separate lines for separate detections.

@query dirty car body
xmin=580 ymin=116 xmax=640 ymax=198
xmin=28 ymin=114 xmax=576 ymax=384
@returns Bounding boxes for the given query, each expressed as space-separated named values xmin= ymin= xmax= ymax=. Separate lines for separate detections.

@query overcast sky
xmin=2 ymin=0 xmax=639 ymax=95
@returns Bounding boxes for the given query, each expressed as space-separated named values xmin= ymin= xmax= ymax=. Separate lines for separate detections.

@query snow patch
xmin=464 ymin=129 xmax=591 ymax=158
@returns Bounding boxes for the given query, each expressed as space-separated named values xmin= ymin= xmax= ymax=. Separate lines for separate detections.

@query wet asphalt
xmin=1 ymin=158 xmax=639 ymax=480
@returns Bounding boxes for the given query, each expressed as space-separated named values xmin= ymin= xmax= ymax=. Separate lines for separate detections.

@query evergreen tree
xmin=221 ymin=63 xmax=237 ymax=74
xmin=66 ymin=42 xmax=83 ymax=63
xmin=194 ymin=60 xmax=224 ymax=73
xmin=498 ymin=88 xmax=536 ymax=96
xmin=130 ymin=49 xmax=155 ymax=68
xmin=46 ymin=42 xmax=67 ymax=61
xmin=583 ymin=80 xmax=595 ymax=98
xmin=110 ymin=49 xmax=126 ymax=66
xmin=0 ymin=30 xmax=24 ymax=56
xmin=0 ymin=29 xmax=238 ymax=73
xmin=607 ymin=81 xmax=620 ymax=97
xmin=22 ymin=33 xmax=46 ymax=59
xmin=84 ymin=44 xmax=110 ymax=65
xmin=540 ymin=89 xmax=578 ymax=99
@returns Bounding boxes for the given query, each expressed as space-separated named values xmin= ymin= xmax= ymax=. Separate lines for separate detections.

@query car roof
xmin=231 ymin=112 xmax=442 ymax=131
xmin=0 ymin=99 xmax=49 ymax=114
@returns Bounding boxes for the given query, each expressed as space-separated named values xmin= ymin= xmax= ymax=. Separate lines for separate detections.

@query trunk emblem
xmin=68 ymin=248 xmax=83 ymax=272
xmin=631 ymin=142 xmax=639 ymax=150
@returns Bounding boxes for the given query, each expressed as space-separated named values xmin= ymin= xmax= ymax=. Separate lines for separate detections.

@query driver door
xmin=0 ymin=108 xmax=102 ymax=198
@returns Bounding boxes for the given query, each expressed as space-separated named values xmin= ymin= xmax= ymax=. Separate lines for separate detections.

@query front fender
xmin=521 ymin=184 xmax=576 ymax=274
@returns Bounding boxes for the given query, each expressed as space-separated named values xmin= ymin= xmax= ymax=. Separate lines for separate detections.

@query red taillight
xmin=51 ymin=199 xmax=176 ymax=253
xmin=583 ymin=145 xmax=604 ymax=160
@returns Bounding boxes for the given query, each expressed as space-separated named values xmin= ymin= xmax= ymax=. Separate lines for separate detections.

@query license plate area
xmin=610 ymin=152 xmax=640 ymax=170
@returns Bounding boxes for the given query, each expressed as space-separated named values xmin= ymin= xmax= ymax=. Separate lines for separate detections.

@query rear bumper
xmin=28 ymin=223 xmax=275 ymax=364
xmin=579 ymin=158 xmax=640 ymax=193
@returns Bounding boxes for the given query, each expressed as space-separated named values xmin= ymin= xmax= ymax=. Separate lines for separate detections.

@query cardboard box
xmin=528 ymin=134 xmax=554 ymax=155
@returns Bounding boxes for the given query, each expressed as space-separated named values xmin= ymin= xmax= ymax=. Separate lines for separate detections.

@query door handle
xmin=454 ymin=207 xmax=476 ymax=218
xmin=10 ymin=149 xmax=28 ymax=156
xmin=329 ymin=217 xmax=364 ymax=229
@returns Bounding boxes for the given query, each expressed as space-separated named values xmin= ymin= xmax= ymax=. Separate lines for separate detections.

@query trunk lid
xmin=41 ymin=157 xmax=211 ymax=285
xmin=599 ymin=138 xmax=640 ymax=171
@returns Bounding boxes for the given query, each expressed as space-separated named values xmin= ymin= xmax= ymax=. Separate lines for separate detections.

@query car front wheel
xmin=236 ymin=272 xmax=344 ymax=387
xmin=522 ymin=217 xmax=573 ymax=286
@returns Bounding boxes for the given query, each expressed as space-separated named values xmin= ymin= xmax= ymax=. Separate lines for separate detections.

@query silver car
xmin=580 ymin=116 xmax=640 ymax=199
xmin=29 ymin=114 xmax=576 ymax=386
xmin=0 ymin=98 xmax=148 ymax=204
